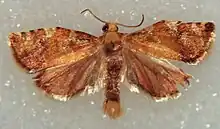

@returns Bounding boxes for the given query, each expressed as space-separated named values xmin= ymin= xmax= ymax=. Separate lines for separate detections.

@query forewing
xmin=8 ymin=27 xmax=100 ymax=73
xmin=123 ymin=20 xmax=215 ymax=64
xmin=123 ymin=49 xmax=191 ymax=102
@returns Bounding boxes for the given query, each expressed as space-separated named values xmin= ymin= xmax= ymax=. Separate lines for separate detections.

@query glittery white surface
xmin=0 ymin=0 xmax=220 ymax=129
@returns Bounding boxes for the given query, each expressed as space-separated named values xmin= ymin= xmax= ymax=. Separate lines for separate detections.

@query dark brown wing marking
xmin=8 ymin=27 xmax=100 ymax=73
xmin=33 ymin=52 xmax=102 ymax=101
xmin=123 ymin=49 xmax=191 ymax=101
xmin=123 ymin=21 xmax=215 ymax=64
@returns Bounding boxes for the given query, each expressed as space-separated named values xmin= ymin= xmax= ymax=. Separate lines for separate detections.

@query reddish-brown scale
xmin=8 ymin=9 xmax=216 ymax=119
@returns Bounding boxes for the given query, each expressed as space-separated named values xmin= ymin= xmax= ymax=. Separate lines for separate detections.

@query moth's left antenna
xmin=81 ymin=9 xmax=107 ymax=24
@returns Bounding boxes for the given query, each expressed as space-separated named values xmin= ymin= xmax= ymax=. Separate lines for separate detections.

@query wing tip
xmin=9 ymin=42 xmax=32 ymax=73
xmin=183 ymin=30 xmax=216 ymax=65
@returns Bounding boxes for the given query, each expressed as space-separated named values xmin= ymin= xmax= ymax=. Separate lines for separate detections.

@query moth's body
xmin=8 ymin=9 xmax=216 ymax=119
xmin=101 ymin=23 xmax=124 ymax=118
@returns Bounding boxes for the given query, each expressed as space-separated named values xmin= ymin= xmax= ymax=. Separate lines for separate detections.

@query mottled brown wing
xmin=9 ymin=27 xmax=100 ymax=73
xmin=9 ymin=27 xmax=103 ymax=100
xmin=123 ymin=20 xmax=215 ymax=64
xmin=123 ymin=49 xmax=191 ymax=101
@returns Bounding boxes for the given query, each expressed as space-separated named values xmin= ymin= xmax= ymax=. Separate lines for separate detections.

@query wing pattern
xmin=9 ymin=27 xmax=102 ymax=100
xmin=9 ymin=19 xmax=215 ymax=119
xmin=123 ymin=20 xmax=215 ymax=64
xmin=9 ymin=27 xmax=100 ymax=73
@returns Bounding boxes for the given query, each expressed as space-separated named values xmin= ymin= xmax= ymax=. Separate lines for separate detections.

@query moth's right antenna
xmin=116 ymin=14 xmax=144 ymax=28
xmin=81 ymin=9 xmax=108 ymax=24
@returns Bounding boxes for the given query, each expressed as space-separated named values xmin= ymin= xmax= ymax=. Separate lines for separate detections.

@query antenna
xmin=81 ymin=9 xmax=107 ymax=24
xmin=116 ymin=14 xmax=144 ymax=28
xmin=81 ymin=9 xmax=144 ymax=28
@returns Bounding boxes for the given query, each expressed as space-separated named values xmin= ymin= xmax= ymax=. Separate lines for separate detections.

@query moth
xmin=8 ymin=9 xmax=215 ymax=119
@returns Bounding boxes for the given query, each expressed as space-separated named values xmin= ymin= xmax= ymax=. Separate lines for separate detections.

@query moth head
xmin=102 ymin=23 xmax=119 ymax=32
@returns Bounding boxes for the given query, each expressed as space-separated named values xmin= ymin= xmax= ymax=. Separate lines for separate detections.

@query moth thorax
xmin=104 ymin=42 xmax=122 ymax=55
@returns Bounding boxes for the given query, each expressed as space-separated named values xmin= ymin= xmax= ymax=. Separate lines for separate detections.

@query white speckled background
xmin=0 ymin=0 xmax=219 ymax=129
